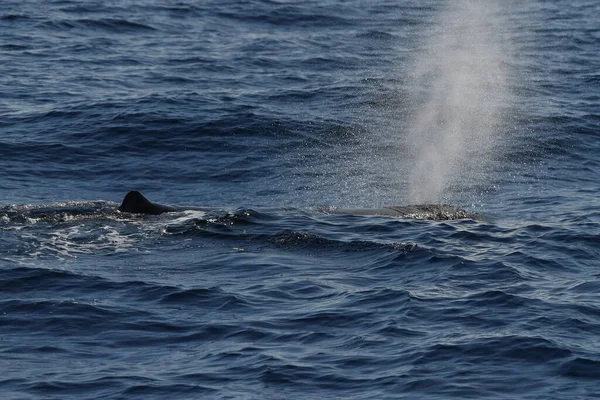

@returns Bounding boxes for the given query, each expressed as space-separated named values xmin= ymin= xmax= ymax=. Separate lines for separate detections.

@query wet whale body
xmin=118 ymin=191 xmax=481 ymax=220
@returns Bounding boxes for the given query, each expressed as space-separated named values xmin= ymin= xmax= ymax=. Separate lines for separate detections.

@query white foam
xmin=168 ymin=210 xmax=207 ymax=225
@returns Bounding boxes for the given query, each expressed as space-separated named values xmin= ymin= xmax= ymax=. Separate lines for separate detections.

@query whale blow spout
xmin=118 ymin=191 xmax=177 ymax=215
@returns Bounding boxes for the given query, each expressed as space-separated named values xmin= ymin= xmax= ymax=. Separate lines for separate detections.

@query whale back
xmin=326 ymin=204 xmax=481 ymax=220
xmin=118 ymin=191 xmax=480 ymax=220
xmin=118 ymin=191 xmax=177 ymax=215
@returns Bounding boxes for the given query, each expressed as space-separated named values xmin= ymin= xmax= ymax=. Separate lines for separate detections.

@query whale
xmin=118 ymin=191 xmax=481 ymax=220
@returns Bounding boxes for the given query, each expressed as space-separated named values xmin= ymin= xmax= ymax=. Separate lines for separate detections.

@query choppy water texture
xmin=1 ymin=0 xmax=600 ymax=399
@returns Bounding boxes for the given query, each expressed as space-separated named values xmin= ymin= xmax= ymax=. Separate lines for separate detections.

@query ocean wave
xmin=37 ymin=18 xmax=157 ymax=33
xmin=2 ymin=0 xmax=600 ymax=398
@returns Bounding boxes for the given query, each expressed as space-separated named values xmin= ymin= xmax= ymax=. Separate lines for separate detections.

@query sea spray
xmin=406 ymin=0 xmax=512 ymax=204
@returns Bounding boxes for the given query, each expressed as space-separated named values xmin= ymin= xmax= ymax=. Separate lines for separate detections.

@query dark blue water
xmin=2 ymin=0 xmax=600 ymax=399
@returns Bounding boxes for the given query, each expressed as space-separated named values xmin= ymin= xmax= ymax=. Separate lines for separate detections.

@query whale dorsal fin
xmin=118 ymin=191 xmax=177 ymax=215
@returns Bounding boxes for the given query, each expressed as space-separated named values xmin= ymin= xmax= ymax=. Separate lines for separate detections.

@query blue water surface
xmin=1 ymin=0 xmax=600 ymax=399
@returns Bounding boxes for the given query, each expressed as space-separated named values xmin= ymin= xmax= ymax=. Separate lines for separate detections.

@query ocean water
xmin=1 ymin=0 xmax=600 ymax=398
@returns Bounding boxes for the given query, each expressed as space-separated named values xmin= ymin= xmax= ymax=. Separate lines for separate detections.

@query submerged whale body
xmin=118 ymin=191 xmax=481 ymax=220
